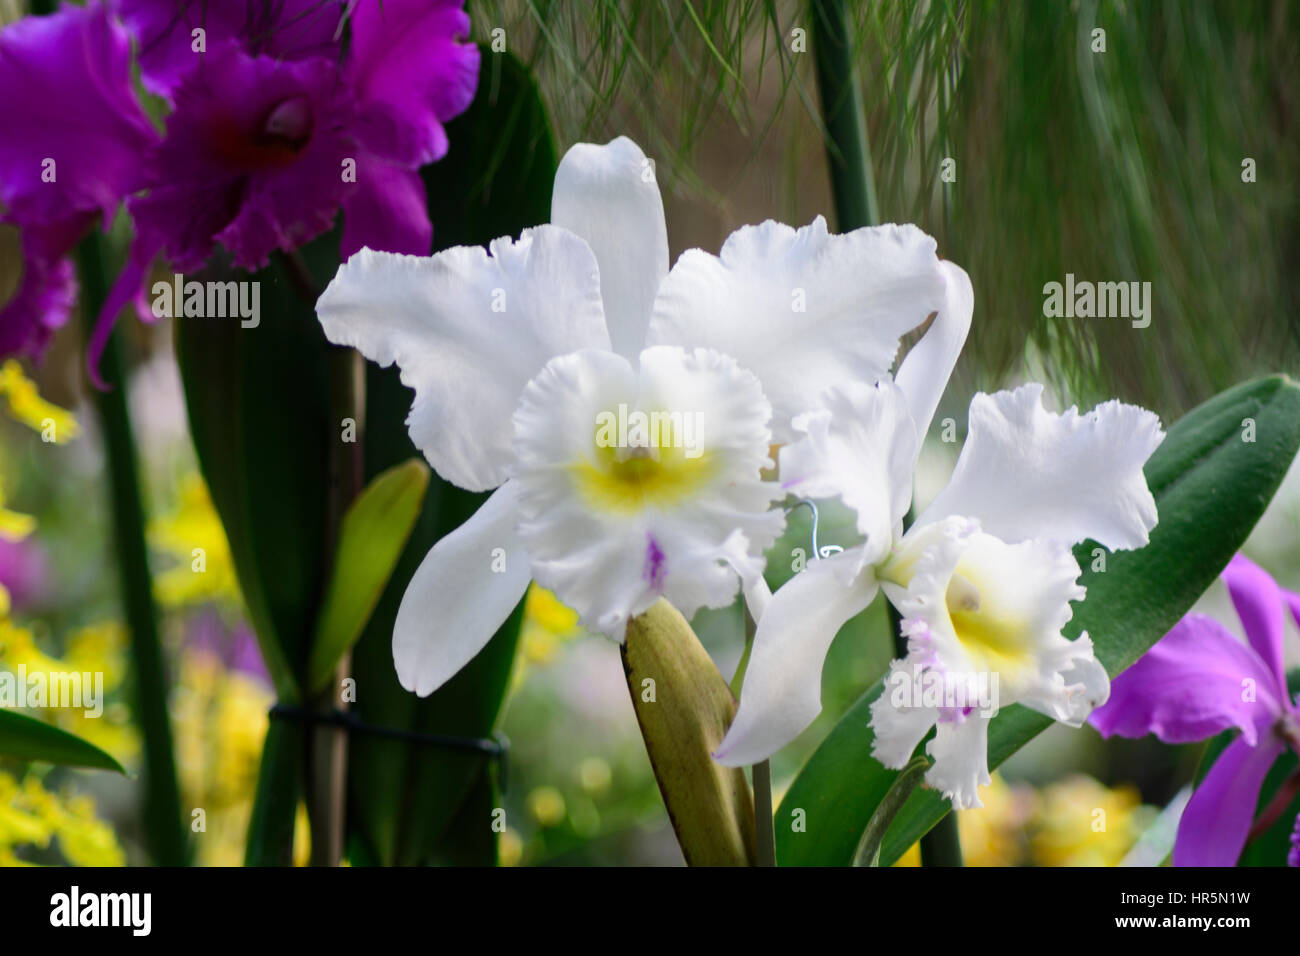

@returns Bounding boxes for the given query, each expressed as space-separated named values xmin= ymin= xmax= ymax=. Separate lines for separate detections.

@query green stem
xmin=753 ymin=759 xmax=776 ymax=866
xmin=309 ymin=258 xmax=364 ymax=867
xmin=737 ymin=603 xmax=776 ymax=866
xmin=854 ymin=754 xmax=929 ymax=866
xmin=920 ymin=812 xmax=964 ymax=867
xmin=810 ymin=0 xmax=880 ymax=230
xmin=77 ymin=233 xmax=187 ymax=866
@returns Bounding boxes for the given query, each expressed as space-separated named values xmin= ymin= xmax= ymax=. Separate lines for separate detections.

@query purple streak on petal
xmin=1289 ymin=812 xmax=1300 ymax=868
xmin=339 ymin=160 xmax=431 ymax=257
xmin=119 ymin=0 xmax=342 ymax=98
xmin=1222 ymin=553 xmax=1290 ymax=695
xmin=643 ymin=533 xmax=666 ymax=591
xmin=346 ymin=0 xmax=480 ymax=166
xmin=1088 ymin=613 xmax=1283 ymax=745
xmin=0 ymin=2 xmax=157 ymax=226
xmin=1173 ymin=733 xmax=1285 ymax=867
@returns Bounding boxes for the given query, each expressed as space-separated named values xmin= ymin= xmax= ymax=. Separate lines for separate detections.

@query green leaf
xmin=0 ymin=708 xmax=126 ymax=773
xmin=308 ymin=458 xmax=430 ymax=694
xmin=775 ymin=374 xmax=1300 ymax=866
xmin=345 ymin=48 xmax=553 ymax=866
xmin=243 ymin=718 xmax=303 ymax=866
xmin=175 ymin=238 xmax=340 ymax=704
xmin=623 ymin=600 xmax=758 ymax=866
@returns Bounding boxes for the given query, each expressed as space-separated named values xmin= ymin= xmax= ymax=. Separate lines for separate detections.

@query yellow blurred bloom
xmin=510 ymin=587 xmax=584 ymax=691
xmin=894 ymin=773 xmax=1155 ymax=867
xmin=1030 ymin=774 xmax=1156 ymax=867
xmin=0 ymin=772 xmax=125 ymax=866
xmin=0 ymin=620 xmax=140 ymax=764
xmin=0 ymin=505 xmax=34 ymax=541
xmin=526 ymin=785 xmax=567 ymax=828
xmin=170 ymin=646 xmax=273 ymax=866
xmin=149 ymin=474 xmax=240 ymax=608
xmin=0 ymin=361 xmax=79 ymax=443
xmin=958 ymin=774 xmax=1036 ymax=866
xmin=0 ymin=619 xmax=66 ymax=673
xmin=499 ymin=827 xmax=523 ymax=867
xmin=577 ymin=756 xmax=612 ymax=796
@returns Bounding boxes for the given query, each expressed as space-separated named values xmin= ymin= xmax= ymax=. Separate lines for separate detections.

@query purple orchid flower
xmin=88 ymin=0 xmax=480 ymax=384
xmin=1090 ymin=554 xmax=1300 ymax=866
xmin=0 ymin=1 xmax=159 ymax=362
xmin=0 ymin=2 xmax=478 ymax=382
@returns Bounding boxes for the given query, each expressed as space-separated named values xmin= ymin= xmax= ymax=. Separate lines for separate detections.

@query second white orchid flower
xmin=316 ymin=136 xmax=954 ymax=697
xmin=717 ymin=366 xmax=1165 ymax=809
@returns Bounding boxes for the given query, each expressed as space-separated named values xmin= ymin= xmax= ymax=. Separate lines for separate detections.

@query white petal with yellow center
xmin=510 ymin=345 xmax=784 ymax=640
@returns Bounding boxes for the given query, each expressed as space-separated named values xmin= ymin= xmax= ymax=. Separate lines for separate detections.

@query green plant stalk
xmin=76 ymin=233 xmax=187 ymax=866
xmin=855 ymin=754 xmax=929 ymax=866
xmin=810 ymin=0 xmax=880 ymax=231
xmin=308 ymin=316 xmax=366 ymax=866
xmin=740 ymin=604 xmax=776 ymax=867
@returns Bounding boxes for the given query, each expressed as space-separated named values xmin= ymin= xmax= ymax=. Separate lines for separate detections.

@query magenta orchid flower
xmin=0 ymin=1 xmax=158 ymax=361
xmin=93 ymin=0 xmax=479 ymax=383
xmin=1090 ymin=554 xmax=1300 ymax=866
xmin=0 ymin=2 xmax=478 ymax=383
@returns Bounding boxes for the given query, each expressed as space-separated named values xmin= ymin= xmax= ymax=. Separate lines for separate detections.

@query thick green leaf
xmin=0 ymin=708 xmax=126 ymax=773
xmin=308 ymin=458 xmax=430 ymax=694
xmin=175 ymin=238 xmax=339 ymax=703
xmin=345 ymin=48 xmax=553 ymax=866
xmin=775 ymin=374 xmax=1300 ymax=866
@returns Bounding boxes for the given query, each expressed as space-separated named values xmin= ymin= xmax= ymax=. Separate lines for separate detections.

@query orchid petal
xmin=917 ymin=384 xmax=1163 ymax=550
xmin=316 ymin=231 xmax=610 ymax=491
xmin=511 ymin=346 xmax=783 ymax=641
xmin=870 ymin=660 xmax=942 ymax=768
xmin=1088 ymin=613 xmax=1283 ymax=745
xmin=393 ymin=482 xmax=532 ymax=697
xmin=550 ymin=138 xmax=669 ymax=361
xmin=894 ymin=260 xmax=974 ymax=445
xmin=1173 ymin=734 xmax=1285 ymax=867
xmin=716 ymin=549 xmax=877 ymax=767
xmin=347 ymin=0 xmax=480 ymax=167
xmin=1222 ymin=553 xmax=1290 ymax=694
xmin=646 ymin=219 xmax=947 ymax=441
xmin=0 ymin=1 xmax=157 ymax=226
xmin=780 ymin=380 xmax=917 ymax=566
xmin=925 ymin=713 xmax=992 ymax=810
xmin=340 ymin=160 xmax=431 ymax=258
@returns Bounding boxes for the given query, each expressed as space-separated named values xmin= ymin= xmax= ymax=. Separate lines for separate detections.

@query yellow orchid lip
xmin=573 ymin=411 xmax=717 ymax=515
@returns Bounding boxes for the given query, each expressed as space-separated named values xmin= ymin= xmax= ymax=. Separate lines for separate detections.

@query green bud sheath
xmin=622 ymin=599 xmax=758 ymax=866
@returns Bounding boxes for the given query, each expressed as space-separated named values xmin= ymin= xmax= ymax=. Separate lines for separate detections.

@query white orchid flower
xmin=316 ymin=136 xmax=953 ymax=697
xmin=717 ymin=359 xmax=1165 ymax=810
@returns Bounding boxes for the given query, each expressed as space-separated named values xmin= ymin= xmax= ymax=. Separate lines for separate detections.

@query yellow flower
xmin=0 ymin=620 xmax=140 ymax=765
xmin=0 ymin=772 xmax=125 ymax=866
xmin=0 ymin=361 xmax=79 ymax=443
xmin=509 ymin=587 xmax=584 ymax=690
xmin=1029 ymin=774 xmax=1155 ymax=867
xmin=0 ymin=619 xmax=66 ymax=674
xmin=149 ymin=474 xmax=240 ymax=608
xmin=526 ymin=786 xmax=567 ymax=828
xmin=892 ymin=774 xmax=1035 ymax=867
xmin=169 ymin=645 xmax=273 ymax=866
